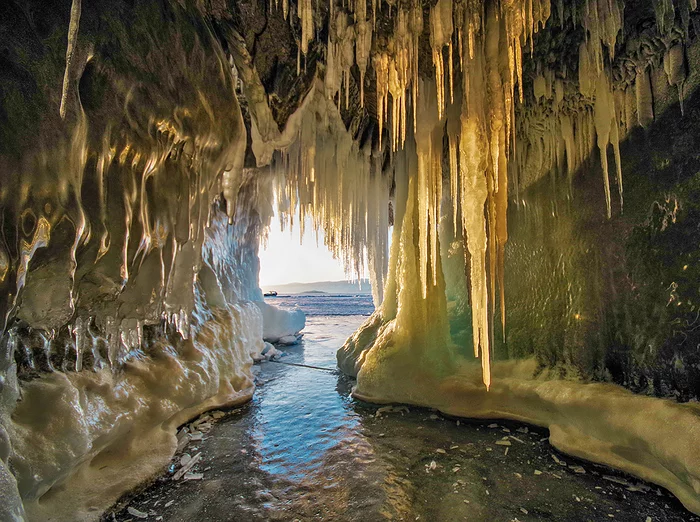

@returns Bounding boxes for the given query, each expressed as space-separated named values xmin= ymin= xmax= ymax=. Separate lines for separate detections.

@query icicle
xmin=635 ymin=66 xmax=654 ymax=128
xmin=447 ymin=121 xmax=460 ymax=232
xmin=579 ymin=41 xmax=595 ymax=98
xmin=594 ymin=73 xmax=613 ymax=219
xmin=299 ymin=0 xmax=314 ymax=55
xmin=356 ymin=18 xmax=372 ymax=107
xmin=374 ymin=52 xmax=389 ymax=150
xmin=448 ymin=41 xmax=454 ymax=105
xmin=414 ymin=81 xmax=443 ymax=295
xmin=664 ymin=44 xmax=687 ymax=113
xmin=429 ymin=0 xmax=454 ymax=120
xmin=410 ymin=3 xmax=423 ymax=133
xmin=60 ymin=0 xmax=82 ymax=119
xmin=460 ymin=114 xmax=490 ymax=389
xmin=325 ymin=32 xmax=341 ymax=101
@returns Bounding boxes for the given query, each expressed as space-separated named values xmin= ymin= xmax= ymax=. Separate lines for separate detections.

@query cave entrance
xmin=258 ymin=211 xmax=375 ymax=343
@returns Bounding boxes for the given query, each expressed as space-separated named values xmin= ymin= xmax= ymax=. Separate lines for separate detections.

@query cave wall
xmin=493 ymin=15 xmax=700 ymax=401
xmin=3 ymin=0 xmax=700 ymax=518
xmin=500 ymin=84 xmax=700 ymax=400
xmin=0 ymin=1 xmax=274 ymax=520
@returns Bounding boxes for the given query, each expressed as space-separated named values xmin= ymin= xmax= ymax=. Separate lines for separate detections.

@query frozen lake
xmin=264 ymin=293 xmax=375 ymax=316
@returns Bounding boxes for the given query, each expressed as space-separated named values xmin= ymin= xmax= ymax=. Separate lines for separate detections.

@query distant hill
xmin=262 ymin=279 xmax=372 ymax=295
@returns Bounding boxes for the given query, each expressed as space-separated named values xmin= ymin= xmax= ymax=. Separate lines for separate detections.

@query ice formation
xmin=2 ymin=0 xmax=700 ymax=519
xmin=0 ymin=3 xmax=299 ymax=518
xmin=256 ymin=301 xmax=306 ymax=344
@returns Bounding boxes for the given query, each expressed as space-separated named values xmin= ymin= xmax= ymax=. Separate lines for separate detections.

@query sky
xmin=258 ymin=214 xmax=347 ymax=287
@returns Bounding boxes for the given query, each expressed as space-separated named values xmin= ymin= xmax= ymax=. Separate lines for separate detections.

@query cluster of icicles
xmin=268 ymin=0 xmax=553 ymax=389
xmin=270 ymin=87 xmax=392 ymax=308
xmin=512 ymin=0 xmax=691 ymax=216
xmin=264 ymin=0 xmax=696 ymax=389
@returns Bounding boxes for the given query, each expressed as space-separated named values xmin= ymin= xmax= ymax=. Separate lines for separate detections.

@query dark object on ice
xmin=264 ymin=291 xmax=278 ymax=297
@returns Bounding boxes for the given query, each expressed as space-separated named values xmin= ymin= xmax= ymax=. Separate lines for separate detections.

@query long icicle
xmin=60 ymin=0 xmax=82 ymax=119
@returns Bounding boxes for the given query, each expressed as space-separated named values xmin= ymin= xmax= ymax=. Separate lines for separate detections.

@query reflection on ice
xmin=252 ymin=317 xmax=364 ymax=482
xmin=105 ymin=314 xmax=698 ymax=522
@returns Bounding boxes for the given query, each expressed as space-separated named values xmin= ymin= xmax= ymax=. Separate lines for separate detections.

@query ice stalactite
xmin=484 ymin=3 xmax=509 ymax=342
xmin=594 ymin=72 xmax=615 ymax=218
xmin=59 ymin=0 xmax=82 ymax=119
xmin=664 ymin=44 xmax=687 ymax=112
xmin=446 ymin=107 xmax=461 ymax=233
xmin=372 ymin=51 xmax=389 ymax=150
xmin=325 ymin=13 xmax=357 ymax=111
xmin=299 ymin=0 xmax=314 ymax=56
xmin=271 ymin=85 xmax=392 ymax=287
xmin=429 ymin=0 xmax=454 ymax=120
xmin=415 ymin=82 xmax=443 ymax=296
xmin=355 ymin=0 xmax=372 ymax=107
xmin=440 ymin=1 xmax=516 ymax=389
xmin=366 ymin=149 xmax=392 ymax=307
xmin=460 ymin=112 xmax=491 ymax=388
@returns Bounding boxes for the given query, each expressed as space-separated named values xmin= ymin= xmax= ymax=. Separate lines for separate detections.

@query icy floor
xmin=104 ymin=316 xmax=699 ymax=522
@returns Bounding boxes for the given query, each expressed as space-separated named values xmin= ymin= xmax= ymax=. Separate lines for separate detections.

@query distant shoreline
xmin=261 ymin=280 xmax=372 ymax=295
xmin=263 ymin=292 xmax=372 ymax=299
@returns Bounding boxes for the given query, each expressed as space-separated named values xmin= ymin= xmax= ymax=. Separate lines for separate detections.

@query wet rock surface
xmin=103 ymin=316 xmax=698 ymax=522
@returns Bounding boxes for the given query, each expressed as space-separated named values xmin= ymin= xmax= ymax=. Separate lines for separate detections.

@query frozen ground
xmin=103 ymin=315 xmax=699 ymax=522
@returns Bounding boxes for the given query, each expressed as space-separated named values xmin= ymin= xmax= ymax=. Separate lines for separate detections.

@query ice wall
xmin=0 ymin=1 xmax=274 ymax=519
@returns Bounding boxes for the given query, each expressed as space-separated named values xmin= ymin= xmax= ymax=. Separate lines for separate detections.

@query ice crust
xmin=15 ymin=304 xmax=259 ymax=521
xmin=348 ymin=354 xmax=700 ymax=517
xmin=256 ymin=301 xmax=306 ymax=344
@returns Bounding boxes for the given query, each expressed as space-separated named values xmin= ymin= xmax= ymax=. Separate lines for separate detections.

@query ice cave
xmin=2 ymin=0 xmax=700 ymax=519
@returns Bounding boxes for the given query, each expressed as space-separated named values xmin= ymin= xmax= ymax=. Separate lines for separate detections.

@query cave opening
xmin=2 ymin=0 xmax=700 ymax=520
